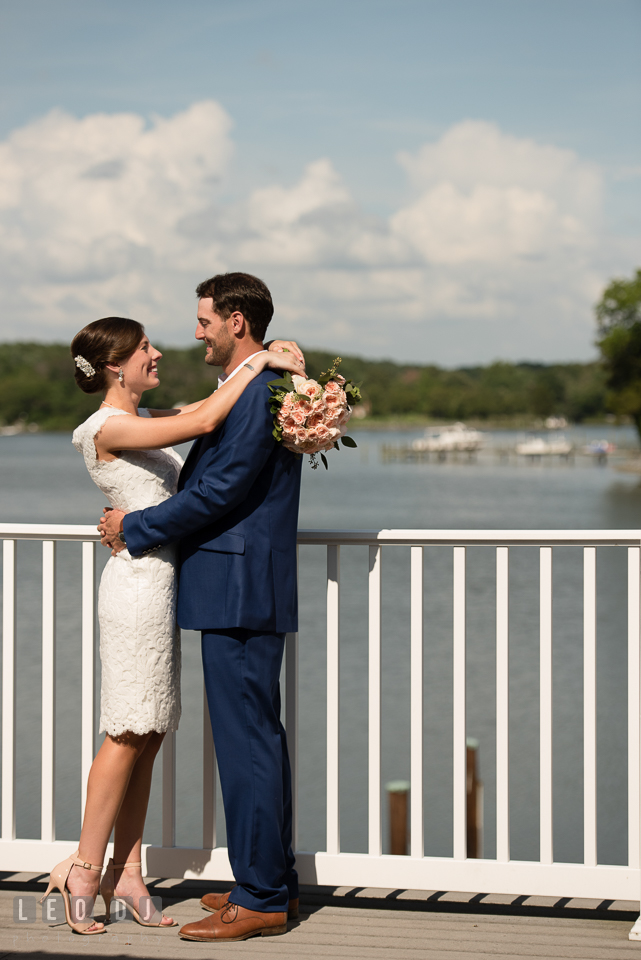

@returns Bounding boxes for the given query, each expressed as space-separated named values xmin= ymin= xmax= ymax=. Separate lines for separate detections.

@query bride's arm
xmin=148 ymin=339 xmax=305 ymax=418
xmin=96 ymin=350 xmax=304 ymax=454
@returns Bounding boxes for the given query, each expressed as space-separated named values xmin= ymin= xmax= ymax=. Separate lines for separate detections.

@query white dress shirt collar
xmin=217 ymin=350 xmax=265 ymax=389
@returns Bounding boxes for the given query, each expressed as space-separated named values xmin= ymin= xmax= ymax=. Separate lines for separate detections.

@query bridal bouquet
xmin=268 ymin=357 xmax=362 ymax=469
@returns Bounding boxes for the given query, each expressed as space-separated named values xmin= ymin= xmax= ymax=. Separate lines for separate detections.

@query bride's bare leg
xmin=66 ymin=730 xmax=152 ymax=926
xmin=112 ymin=731 xmax=175 ymax=925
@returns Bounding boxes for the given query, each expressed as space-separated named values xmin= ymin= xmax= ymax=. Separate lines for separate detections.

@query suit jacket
xmin=122 ymin=370 xmax=303 ymax=633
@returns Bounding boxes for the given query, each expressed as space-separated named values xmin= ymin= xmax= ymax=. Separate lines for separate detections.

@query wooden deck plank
xmin=0 ymin=892 xmax=638 ymax=960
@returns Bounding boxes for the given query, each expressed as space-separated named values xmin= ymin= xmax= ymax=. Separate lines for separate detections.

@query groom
xmin=100 ymin=272 xmax=303 ymax=942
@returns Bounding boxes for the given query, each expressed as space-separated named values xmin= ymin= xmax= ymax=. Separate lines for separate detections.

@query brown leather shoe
xmin=200 ymin=890 xmax=299 ymax=920
xmin=180 ymin=902 xmax=287 ymax=941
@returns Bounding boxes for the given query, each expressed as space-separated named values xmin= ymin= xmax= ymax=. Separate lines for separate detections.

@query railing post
xmin=453 ymin=546 xmax=466 ymax=860
xmin=540 ymin=546 xmax=553 ymax=865
xmin=41 ymin=540 xmax=56 ymax=843
xmin=496 ymin=546 xmax=509 ymax=862
xmin=202 ymin=684 xmax=216 ymax=850
xmin=2 ymin=540 xmax=17 ymax=840
xmin=80 ymin=541 xmax=96 ymax=820
xmin=368 ymin=544 xmax=382 ymax=856
xmin=583 ymin=547 xmax=597 ymax=867
xmin=326 ymin=544 xmax=340 ymax=855
xmin=410 ymin=545 xmax=424 ymax=858
xmin=628 ymin=546 xmax=641 ymax=940
xmin=285 ymin=629 xmax=299 ymax=852
xmin=162 ymin=732 xmax=176 ymax=848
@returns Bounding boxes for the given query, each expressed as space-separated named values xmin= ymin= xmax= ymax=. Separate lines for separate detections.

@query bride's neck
xmin=101 ymin=389 xmax=140 ymax=415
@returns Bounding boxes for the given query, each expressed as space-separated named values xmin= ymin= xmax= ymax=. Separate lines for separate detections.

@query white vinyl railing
xmin=1 ymin=524 xmax=641 ymax=932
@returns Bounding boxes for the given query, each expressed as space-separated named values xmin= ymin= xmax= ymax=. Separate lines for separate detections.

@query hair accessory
xmin=74 ymin=355 xmax=95 ymax=377
xmin=118 ymin=368 xmax=124 ymax=383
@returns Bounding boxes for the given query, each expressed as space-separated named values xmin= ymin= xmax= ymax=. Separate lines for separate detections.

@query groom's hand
xmin=99 ymin=507 xmax=127 ymax=553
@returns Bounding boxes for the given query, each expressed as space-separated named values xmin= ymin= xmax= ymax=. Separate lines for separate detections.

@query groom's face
xmin=196 ymin=298 xmax=235 ymax=368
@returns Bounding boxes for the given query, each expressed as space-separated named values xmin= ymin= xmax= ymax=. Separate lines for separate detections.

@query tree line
xmin=0 ymin=342 xmax=610 ymax=432
xmin=1 ymin=266 xmax=638 ymax=433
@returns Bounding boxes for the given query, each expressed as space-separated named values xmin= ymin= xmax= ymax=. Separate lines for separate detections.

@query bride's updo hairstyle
xmin=71 ymin=317 xmax=145 ymax=394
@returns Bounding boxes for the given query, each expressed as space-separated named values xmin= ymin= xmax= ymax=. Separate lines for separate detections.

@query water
xmin=1 ymin=424 xmax=640 ymax=866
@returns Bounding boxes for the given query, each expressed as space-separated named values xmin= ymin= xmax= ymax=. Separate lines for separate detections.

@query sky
xmin=0 ymin=0 xmax=639 ymax=365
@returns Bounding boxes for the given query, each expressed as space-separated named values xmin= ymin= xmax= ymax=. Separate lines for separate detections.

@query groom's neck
xmin=222 ymin=339 xmax=264 ymax=376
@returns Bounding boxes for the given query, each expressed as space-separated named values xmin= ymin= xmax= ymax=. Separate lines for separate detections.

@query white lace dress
xmin=72 ymin=407 xmax=183 ymax=737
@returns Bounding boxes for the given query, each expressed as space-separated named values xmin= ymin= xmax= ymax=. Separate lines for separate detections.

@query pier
xmin=2 ymin=523 xmax=641 ymax=953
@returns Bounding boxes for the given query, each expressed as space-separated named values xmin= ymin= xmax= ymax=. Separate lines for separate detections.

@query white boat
xmin=544 ymin=416 xmax=568 ymax=429
xmin=411 ymin=422 xmax=485 ymax=453
xmin=582 ymin=439 xmax=616 ymax=456
xmin=515 ymin=434 xmax=573 ymax=457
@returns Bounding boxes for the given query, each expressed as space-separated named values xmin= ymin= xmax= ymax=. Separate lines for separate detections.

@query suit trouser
xmin=201 ymin=628 xmax=298 ymax=912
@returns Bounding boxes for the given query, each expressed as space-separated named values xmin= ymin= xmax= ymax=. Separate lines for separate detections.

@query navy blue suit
xmin=123 ymin=370 xmax=302 ymax=911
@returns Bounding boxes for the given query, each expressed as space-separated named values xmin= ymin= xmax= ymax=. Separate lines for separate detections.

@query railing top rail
xmin=0 ymin=522 xmax=640 ymax=546
xmin=297 ymin=529 xmax=641 ymax=546
xmin=0 ymin=523 xmax=101 ymax=541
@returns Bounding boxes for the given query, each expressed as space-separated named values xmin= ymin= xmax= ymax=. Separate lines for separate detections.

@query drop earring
xmin=118 ymin=368 xmax=124 ymax=383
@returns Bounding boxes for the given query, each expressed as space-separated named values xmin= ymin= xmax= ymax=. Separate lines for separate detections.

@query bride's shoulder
xmin=72 ymin=407 xmax=128 ymax=453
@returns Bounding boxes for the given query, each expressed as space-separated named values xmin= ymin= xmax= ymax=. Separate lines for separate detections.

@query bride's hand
xmin=257 ymin=350 xmax=306 ymax=376
xmin=267 ymin=339 xmax=304 ymax=364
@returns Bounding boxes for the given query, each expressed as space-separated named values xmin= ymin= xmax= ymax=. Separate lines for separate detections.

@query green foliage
xmin=596 ymin=269 xmax=641 ymax=438
xmin=0 ymin=341 xmax=611 ymax=431
xmin=596 ymin=269 xmax=641 ymax=334
xmin=297 ymin=350 xmax=607 ymax=423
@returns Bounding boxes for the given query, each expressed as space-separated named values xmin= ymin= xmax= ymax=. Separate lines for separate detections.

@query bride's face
xmin=121 ymin=337 xmax=162 ymax=390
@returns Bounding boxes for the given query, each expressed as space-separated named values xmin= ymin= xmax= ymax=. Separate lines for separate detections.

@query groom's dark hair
xmin=196 ymin=272 xmax=273 ymax=342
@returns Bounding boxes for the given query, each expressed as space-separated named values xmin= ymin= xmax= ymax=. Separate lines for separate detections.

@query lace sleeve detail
xmin=72 ymin=408 xmax=131 ymax=466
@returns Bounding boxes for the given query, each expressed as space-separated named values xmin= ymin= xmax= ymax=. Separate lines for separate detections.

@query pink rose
xmin=295 ymin=427 xmax=308 ymax=443
xmin=325 ymin=388 xmax=346 ymax=407
xmin=311 ymin=397 xmax=326 ymax=412
xmin=324 ymin=380 xmax=341 ymax=395
xmin=315 ymin=423 xmax=331 ymax=441
xmin=307 ymin=411 xmax=324 ymax=428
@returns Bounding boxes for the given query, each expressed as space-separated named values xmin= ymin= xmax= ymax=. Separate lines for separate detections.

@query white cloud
xmin=0 ymin=105 xmax=635 ymax=363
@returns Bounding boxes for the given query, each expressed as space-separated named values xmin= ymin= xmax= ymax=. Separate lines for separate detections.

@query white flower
xmin=292 ymin=375 xmax=322 ymax=400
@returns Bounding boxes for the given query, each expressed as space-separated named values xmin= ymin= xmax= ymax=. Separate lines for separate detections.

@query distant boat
xmin=544 ymin=416 xmax=568 ymax=429
xmin=0 ymin=421 xmax=39 ymax=436
xmin=412 ymin=422 xmax=485 ymax=453
xmin=515 ymin=434 xmax=573 ymax=457
xmin=582 ymin=439 xmax=616 ymax=456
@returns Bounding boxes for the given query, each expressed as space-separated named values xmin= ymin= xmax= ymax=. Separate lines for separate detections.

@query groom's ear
xmin=229 ymin=311 xmax=246 ymax=337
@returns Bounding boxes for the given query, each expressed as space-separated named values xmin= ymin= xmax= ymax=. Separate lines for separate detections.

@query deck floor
xmin=1 ymin=884 xmax=640 ymax=960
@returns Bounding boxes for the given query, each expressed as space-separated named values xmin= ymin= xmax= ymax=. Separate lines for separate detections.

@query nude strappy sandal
xmin=39 ymin=850 xmax=105 ymax=935
xmin=100 ymin=858 xmax=177 ymax=927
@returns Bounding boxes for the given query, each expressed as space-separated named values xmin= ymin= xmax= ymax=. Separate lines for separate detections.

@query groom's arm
xmin=122 ymin=380 xmax=276 ymax=557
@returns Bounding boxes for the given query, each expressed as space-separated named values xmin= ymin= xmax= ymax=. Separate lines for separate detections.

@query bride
xmin=39 ymin=316 xmax=304 ymax=934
